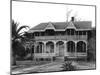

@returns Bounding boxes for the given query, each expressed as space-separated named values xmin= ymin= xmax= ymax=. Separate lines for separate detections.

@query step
xmin=55 ymin=57 xmax=64 ymax=61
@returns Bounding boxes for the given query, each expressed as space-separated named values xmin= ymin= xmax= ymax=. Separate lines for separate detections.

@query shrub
xmin=61 ymin=61 xmax=76 ymax=71
xmin=87 ymin=49 xmax=96 ymax=61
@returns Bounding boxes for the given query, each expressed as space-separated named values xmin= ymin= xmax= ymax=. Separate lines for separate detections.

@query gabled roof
xmin=66 ymin=22 xmax=76 ymax=29
xmin=44 ymin=22 xmax=55 ymax=30
xmin=74 ymin=21 xmax=92 ymax=29
xmin=28 ymin=21 xmax=92 ymax=33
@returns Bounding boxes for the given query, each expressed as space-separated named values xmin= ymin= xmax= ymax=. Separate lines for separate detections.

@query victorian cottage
xmin=26 ymin=17 xmax=92 ymax=61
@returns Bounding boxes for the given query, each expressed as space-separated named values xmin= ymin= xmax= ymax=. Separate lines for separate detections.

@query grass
xmin=12 ymin=60 xmax=51 ymax=70
xmin=11 ymin=60 xmax=96 ymax=74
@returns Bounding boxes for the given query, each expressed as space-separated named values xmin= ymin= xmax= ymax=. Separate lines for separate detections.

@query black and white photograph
xmin=11 ymin=0 xmax=96 ymax=74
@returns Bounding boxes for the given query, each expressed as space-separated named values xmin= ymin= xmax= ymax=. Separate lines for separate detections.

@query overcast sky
xmin=12 ymin=0 xmax=95 ymax=30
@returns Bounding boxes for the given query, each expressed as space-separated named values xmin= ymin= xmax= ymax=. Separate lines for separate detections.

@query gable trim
xmin=44 ymin=22 xmax=55 ymax=31
xmin=65 ymin=21 xmax=76 ymax=29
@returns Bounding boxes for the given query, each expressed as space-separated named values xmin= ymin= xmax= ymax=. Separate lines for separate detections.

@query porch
xmin=31 ymin=40 xmax=87 ymax=60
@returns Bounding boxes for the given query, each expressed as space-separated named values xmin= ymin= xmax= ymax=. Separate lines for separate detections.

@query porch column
xmin=86 ymin=41 xmax=87 ymax=61
xmin=42 ymin=44 xmax=44 ymax=53
xmin=34 ymin=42 xmax=37 ymax=53
xmin=34 ymin=42 xmax=37 ymax=61
xmin=64 ymin=41 xmax=67 ymax=55
xmin=30 ymin=44 xmax=33 ymax=60
xmin=82 ymin=31 xmax=83 ymax=38
xmin=54 ymin=42 xmax=56 ymax=54
xmin=43 ymin=44 xmax=45 ymax=53
xmin=78 ymin=31 xmax=79 ymax=40
xmin=75 ymin=41 xmax=77 ymax=57
xmin=44 ymin=42 xmax=46 ymax=53
xmin=78 ymin=31 xmax=79 ymax=39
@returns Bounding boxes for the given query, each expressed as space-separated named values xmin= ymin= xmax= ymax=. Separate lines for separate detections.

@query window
xmin=67 ymin=41 xmax=75 ymax=52
xmin=50 ymin=44 xmax=54 ymax=53
xmin=36 ymin=42 xmax=44 ymax=53
xmin=46 ymin=41 xmax=54 ymax=53
xmin=77 ymin=41 xmax=86 ymax=52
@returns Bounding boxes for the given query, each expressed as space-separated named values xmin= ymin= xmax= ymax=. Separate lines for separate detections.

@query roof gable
xmin=53 ymin=22 xmax=68 ymax=30
xmin=44 ymin=22 xmax=55 ymax=30
xmin=66 ymin=21 xmax=76 ymax=29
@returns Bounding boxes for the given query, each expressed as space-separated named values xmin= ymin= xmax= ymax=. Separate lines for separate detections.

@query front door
xmin=59 ymin=44 xmax=64 ymax=56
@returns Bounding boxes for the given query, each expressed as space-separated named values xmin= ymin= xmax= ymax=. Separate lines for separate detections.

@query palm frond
xmin=12 ymin=20 xmax=19 ymax=37
xmin=17 ymin=26 xmax=29 ymax=34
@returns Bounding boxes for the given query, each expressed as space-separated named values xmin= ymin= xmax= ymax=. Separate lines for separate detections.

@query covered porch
xmin=31 ymin=40 xmax=87 ymax=60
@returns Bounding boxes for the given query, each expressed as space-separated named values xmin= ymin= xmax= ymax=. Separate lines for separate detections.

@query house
xmin=26 ymin=17 xmax=92 ymax=61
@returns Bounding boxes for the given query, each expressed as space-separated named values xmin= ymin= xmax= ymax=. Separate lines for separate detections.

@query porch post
xmin=64 ymin=41 xmax=67 ymax=56
xmin=41 ymin=44 xmax=43 ymax=53
xmin=86 ymin=41 xmax=87 ymax=62
xmin=78 ymin=31 xmax=79 ymax=39
xmin=82 ymin=31 xmax=83 ymax=38
xmin=54 ymin=42 xmax=56 ymax=54
xmin=30 ymin=44 xmax=33 ymax=60
xmin=44 ymin=42 xmax=46 ymax=53
xmin=34 ymin=42 xmax=37 ymax=61
xmin=75 ymin=41 xmax=77 ymax=58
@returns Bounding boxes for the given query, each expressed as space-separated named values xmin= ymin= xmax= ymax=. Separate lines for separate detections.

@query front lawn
xmin=12 ymin=60 xmax=51 ymax=70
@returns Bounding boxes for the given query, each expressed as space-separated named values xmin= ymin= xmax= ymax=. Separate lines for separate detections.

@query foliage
xmin=13 ymin=41 xmax=27 ymax=57
xmin=12 ymin=20 xmax=29 ymax=65
xmin=87 ymin=27 xmax=96 ymax=61
xmin=12 ymin=20 xmax=29 ymax=41
xmin=61 ymin=61 xmax=76 ymax=71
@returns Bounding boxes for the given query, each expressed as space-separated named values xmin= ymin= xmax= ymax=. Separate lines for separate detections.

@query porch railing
xmin=33 ymin=52 xmax=87 ymax=58
xmin=66 ymin=52 xmax=87 ymax=57
xmin=35 ymin=35 xmax=87 ymax=41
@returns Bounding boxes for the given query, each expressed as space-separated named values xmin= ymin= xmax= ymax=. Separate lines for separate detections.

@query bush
xmin=87 ymin=33 xmax=96 ymax=62
xmin=61 ymin=61 xmax=76 ymax=71
xmin=87 ymin=49 xmax=96 ymax=61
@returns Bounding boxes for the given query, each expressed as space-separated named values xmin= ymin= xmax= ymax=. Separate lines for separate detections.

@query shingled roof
xmin=28 ymin=21 xmax=92 ymax=33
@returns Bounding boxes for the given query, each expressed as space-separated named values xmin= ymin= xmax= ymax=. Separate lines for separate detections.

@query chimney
xmin=71 ymin=17 xmax=75 ymax=22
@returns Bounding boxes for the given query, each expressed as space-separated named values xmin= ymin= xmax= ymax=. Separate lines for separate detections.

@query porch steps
xmin=55 ymin=57 xmax=64 ymax=62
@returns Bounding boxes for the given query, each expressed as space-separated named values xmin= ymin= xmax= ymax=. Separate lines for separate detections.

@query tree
xmin=23 ymin=32 xmax=35 ymax=60
xmin=87 ymin=27 xmax=96 ymax=61
xmin=11 ymin=20 xmax=29 ymax=65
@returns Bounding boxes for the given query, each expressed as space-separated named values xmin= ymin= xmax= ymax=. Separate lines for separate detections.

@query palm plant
xmin=22 ymin=32 xmax=35 ymax=60
xmin=61 ymin=61 xmax=76 ymax=71
xmin=11 ymin=20 xmax=29 ymax=65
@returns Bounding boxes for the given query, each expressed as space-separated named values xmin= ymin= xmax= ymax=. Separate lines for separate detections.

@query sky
xmin=12 ymin=0 xmax=95 ymax=31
